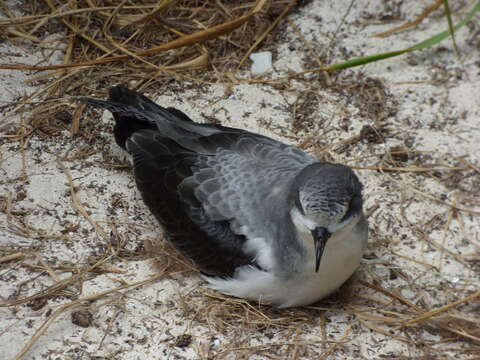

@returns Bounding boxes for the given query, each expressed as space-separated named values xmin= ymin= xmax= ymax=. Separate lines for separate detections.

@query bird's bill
xmin=311 ymin=227 xmax=332 ymax=272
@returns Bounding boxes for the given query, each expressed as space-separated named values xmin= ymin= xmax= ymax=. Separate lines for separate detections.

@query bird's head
xmin=289 ymin=163 xmax=364 ymax=272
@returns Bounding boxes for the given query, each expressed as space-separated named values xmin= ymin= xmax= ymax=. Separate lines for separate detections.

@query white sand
xmin=1 ymin=1 xmax=479 ymax=359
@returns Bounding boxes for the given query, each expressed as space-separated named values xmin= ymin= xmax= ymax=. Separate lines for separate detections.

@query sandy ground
xmin=1 ymin=0 xmax=479 ymax=359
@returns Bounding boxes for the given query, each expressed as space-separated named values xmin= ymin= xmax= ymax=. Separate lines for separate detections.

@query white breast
xmin=203 ymin=215 xmax=366 ymax=308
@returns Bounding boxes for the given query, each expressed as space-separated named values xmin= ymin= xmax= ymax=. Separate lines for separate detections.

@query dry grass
xmin=0 ymin=0 xmax=298 ymax=135
xmin=1 ymin=0 xmax=480 ymax=359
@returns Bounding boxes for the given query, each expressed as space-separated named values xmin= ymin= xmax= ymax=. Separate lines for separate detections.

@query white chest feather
xmin=203 ymin=217 xmax=366 ymax=308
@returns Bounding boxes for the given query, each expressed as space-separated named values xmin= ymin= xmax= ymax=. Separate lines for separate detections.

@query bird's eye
xmin=340 ymin=194 xmax=360 ymax=223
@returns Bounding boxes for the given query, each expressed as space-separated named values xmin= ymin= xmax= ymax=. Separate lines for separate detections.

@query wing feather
xmin=124 ymin=114 xmax=316 ymax=276
xmin=81 ymin=87 xmax=318 ymax=276
xmin=126 ymin=131 xmax=252 ymax=276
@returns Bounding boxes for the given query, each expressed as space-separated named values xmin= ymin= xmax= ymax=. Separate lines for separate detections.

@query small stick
xmin=57 ymin=159 xmax=109 ymax=241
xmin=373 ymin=0 xmax=443 ymax=38
xmin=0 ymin=252 xmax=25 ymax=263
xmin=358 ymin=280 xmax=425 ymax=313
xmin=12 ymin=272 xmax=166 ymax=360
xmin=33 ymin=252 xmax=61 ymax=282
xmin=396 ymin=290 xmax=480 ymax=329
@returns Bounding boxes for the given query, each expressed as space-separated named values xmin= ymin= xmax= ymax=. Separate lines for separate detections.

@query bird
xmin=79 ymin=85 xmax=368 ymax=308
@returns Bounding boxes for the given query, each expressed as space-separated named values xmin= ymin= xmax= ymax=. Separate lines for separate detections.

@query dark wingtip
xmin=75 ymin=85 xmax=135 ymax=108
xmin=108 ymin=85 xmax=131 ymax=102
xmin=75 ymin=96 xmax=90 ymax=104
xmin=107 ymin=85 xmax=149 ymax=108
xmin=75 ymin=96 xmax=111 ymax=108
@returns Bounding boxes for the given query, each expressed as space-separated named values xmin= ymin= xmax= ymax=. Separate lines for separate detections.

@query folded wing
xmin=80 ymin=86 xmax=317 ymax=276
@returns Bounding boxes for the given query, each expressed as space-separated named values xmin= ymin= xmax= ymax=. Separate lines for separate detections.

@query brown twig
xmin=373 ymin=0 xmax=443 ymax=38
xmin=397 ymin=290 xmax=480 ymax=329
xmin=12 ymin=272 xmax=166 ymax=360
xmin=0 ymin=252 xmax=25 ymax=263
xmin=57 ymin=159 xmax=110 ymax=241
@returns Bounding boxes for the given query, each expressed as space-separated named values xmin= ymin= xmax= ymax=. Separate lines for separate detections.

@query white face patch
xmin=291 ymin=205 xmax=357 ymax=235
xmin=328 ymin=212 xmax=360 ymax=233
xmin=290 ymin=207 xmax=317 ymax=231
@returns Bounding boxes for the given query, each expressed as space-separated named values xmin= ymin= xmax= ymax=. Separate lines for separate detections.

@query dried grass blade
xmin=57 ymin=159 xmax=109 ymax=241
xmin=373 ymin=0 xmax=443 ymax=38
xmin=358 ymin=280 xmax=425 ymax=313
xmin=0 ymin=0 xmax=268 ymax=71
xmin=0 ymin=274 xmax=83 ymax=307
xmin=0 ymin=252 xmax=25 ymax=263
xmin=126 ymin=0 xmax=173 ymax=26
xmin=164 ymin=53 xmax=209 ymax=70
xmin=12 ymin=272 xmax=166 ymax=360
xmin=397 ymin=290 xmax=480 ymax=329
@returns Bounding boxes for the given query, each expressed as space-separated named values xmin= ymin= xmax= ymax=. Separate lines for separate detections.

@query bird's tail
xmin=78 ymin=85 xmax=197 ymax=150
xmin=78 ymin=86 xmax=161 ymax=150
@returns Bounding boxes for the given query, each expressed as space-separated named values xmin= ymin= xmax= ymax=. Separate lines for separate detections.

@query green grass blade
xmin=408 ymin=0 xmax=479 ymax=51
xmin=322 ymin=0 xmax=480 ymax=71
xmin=442 ymin=0 xmax=460 ymax=56
xmin=323 ymin=50 xmax=406 ymax=70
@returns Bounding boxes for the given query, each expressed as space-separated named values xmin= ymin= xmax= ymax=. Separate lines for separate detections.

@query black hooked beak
xmin=311 ymin=227 xmax=331 ymax=272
